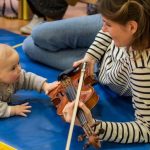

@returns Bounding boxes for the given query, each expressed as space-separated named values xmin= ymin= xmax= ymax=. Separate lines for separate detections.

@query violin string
xmin=68 ymin=81 xmax=90 ymax=126
xmin=70 ymin=82 xmax=77 ymax=100
xmin=67 ymin=78 xmax=76 ymax=100
xmin=62 ymin=78 xmax=72 ymax=99
xmin=68 ymin=79 xmax=88 ymax=125
xmin=84 ymin=124 xmax=91 ymax=136
xmin=80 ymin=106 xmax=93 ymax=134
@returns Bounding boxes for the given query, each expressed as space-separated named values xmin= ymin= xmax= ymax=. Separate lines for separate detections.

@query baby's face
xmin=0 ymin=45 xmax=21 ymax=84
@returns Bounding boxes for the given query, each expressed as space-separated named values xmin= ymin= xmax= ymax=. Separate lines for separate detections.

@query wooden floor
xmin=0 ymin=2 xmax=87 ymax=35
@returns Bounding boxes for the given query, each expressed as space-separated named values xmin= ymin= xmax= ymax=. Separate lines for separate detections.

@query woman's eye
xmin=106 ymin=23 xmax=111 ymax=27
xmin=103 ymin=21 xmax=111 ymax=28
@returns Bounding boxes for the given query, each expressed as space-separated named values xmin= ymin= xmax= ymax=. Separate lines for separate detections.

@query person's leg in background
xmin=20 ymin=0 xmax=46 ymax=34
xmin=20 ymin=0 xmax=68 ymax=35
xmin=23 ymin=14 xmax=102 ymax=70
xmin=0 ymin=0 xmax=18 ymax=18
xmin=87 ymin=3 xmax=97 ymax=15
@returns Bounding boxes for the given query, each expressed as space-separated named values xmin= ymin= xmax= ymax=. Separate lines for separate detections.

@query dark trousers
xmin=26 ymin=0 xmax=68 ymax=19
xmin=27 ymin=0 xmax=45 ymax=17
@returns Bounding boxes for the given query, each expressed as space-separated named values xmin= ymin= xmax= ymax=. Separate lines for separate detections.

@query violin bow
xmin=12 ymin=43 xmax=23 ymax=49
xmin=65 ymin=62 xmax=87 ymax=150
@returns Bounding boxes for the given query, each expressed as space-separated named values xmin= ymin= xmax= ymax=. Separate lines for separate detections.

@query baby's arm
xmin=42 ymin=81 xmax=60 ymax=94
xmin=0 ymin=101 xmax=31 ymax=118
xmin=17 ymin=70 xmax=59 ymax=93
xmin=0 ymin=101 xmax=11 ymax=118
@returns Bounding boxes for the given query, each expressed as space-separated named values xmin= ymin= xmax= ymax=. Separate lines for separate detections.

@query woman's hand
xmin=73 ymin=55 xmax=96 ymax=77
xmin=63 ymin=101 xmax=95 ymax=126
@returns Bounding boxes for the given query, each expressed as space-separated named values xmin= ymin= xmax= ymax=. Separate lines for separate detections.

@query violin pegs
xmin=91 ymin=121 xmax=105 ymax=135
xmin=91 ymin=121 xmax=100 ymax=128
xmin=88 ymin=135 xmax=101 ymax=149
xmin=78 ymin=133 xmax=86 ymax=142
xmin=78 ymin=133 xmax=101 ymax=149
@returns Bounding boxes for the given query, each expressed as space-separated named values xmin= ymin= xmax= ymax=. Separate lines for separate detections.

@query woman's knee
xmin=31 ymin=21 xmax=66 ymax=50
xmin=23 ymin=36 xmax=35 ymax=56
xmin=31 ymin=23 xmax=51 ymax=44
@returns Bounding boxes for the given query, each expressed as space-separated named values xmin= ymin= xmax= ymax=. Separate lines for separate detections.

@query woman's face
xmin=102 ymin=16 xmax=137 ymax=47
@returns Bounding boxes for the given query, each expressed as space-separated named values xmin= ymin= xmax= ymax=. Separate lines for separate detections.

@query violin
xmin=48 ymin=63 xmax=104 ymax=149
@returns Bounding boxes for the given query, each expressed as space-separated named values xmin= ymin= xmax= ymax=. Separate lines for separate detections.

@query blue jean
xmin=23 ymin=14 xmax=102 ymax=70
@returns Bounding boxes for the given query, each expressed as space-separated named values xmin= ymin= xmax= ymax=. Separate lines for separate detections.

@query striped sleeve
xmin=86 ymin=30 xmax=112 ymax=61
xmin=130 ymin=68 xmax=150 ymax=123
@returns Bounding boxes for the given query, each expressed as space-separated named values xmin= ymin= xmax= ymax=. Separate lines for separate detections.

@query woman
xmin=63 ymin=0 xmax=150 ymax=144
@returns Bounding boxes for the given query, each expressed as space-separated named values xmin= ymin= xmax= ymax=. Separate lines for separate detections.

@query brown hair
xmin=97 ymin=0 xmax=150 ymax=52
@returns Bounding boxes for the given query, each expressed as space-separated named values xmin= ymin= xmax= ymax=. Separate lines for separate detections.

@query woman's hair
xmin=97 ymin=0 xmax=150 ymax=52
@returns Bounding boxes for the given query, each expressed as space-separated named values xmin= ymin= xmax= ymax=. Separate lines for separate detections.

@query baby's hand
xmin=10 ymin=102 xmax=31 ymax=117
xmin=42 ymin=81 xmax=60 ymax=95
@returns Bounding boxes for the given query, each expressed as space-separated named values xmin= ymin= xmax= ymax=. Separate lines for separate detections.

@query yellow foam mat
xmin=0 ymin=142 xmax=16 ymax=150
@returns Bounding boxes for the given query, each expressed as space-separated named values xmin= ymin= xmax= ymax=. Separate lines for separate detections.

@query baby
xmin=0 ymin=44 xmax=59 ymax=118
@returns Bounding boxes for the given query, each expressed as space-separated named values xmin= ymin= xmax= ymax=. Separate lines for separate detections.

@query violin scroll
xmin=78 ymin=121 xmax=105 ymax=149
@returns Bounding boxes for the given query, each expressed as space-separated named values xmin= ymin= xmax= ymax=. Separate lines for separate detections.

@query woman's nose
xmin=102 ymin=25 xmax=107 ymax=32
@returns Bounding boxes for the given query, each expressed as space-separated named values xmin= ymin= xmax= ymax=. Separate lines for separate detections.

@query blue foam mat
xmin=0 ymin=29 xmax=149 ymax=150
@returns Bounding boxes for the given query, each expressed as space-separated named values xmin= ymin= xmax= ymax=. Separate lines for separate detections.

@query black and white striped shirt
xmin=86 ymin=30 xmax=150 ymax=143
